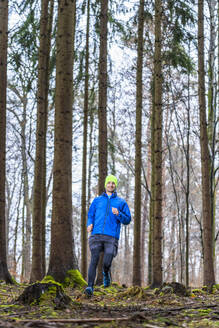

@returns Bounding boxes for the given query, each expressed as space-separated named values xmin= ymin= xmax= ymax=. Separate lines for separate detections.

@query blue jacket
xmin=87 ymin=192 xmax=131 ymax=240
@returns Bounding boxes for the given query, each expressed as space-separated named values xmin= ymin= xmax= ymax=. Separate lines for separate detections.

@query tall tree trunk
xmin=123 ymin=168 xmax=130 ymax=283
xmin=198 ymin=0 xmax=215 ymax=287
xmin=185 ymin=45 xmax=191 ymax=288
xmin=96 ymin=0 xmax=109 ymax=285
xmin=170 ymin=214 xmax=176 ymax=282
xmin=87 ymin=93 xmax=95 ymax=209
xmin=42 ymin=0 xmax=54 ymax=278
xmin=98 ymin=0 xmax=108 ymax=195
xmin=21 ymin=98 xmax=32 ymax=282
xmin=109 ymin=99 xmax=116 ymax=175
xmin=12 ymin=183 xmax=22 ymax=279
xmin=207 ymin=0 xmax=217 ymax=266
xmin=47 ymin=0 xmax=78 ymax=282
xmin=30 ymin=0 xmax=54 ymax=283
xmin=133 ymin=0 xmax=144 ymax=287
xmin=81 ymin=0 xmax=90 ymax=280
xmin=148 ymin=90 xmax=155 ymax=285
xmin=143 ymin=117 xmax=151 ymax=284
xmin=20 ymin=197 xmax=25 ymax=282
xmin=151 ymin=0 xmax=163 ymax=287
xmin=141 ymin=191 xmax=149 ymax=284
xmin=5 ymin=178 xmax=12 ymax=259
xmin=0 ymin=0 xmax=13 ymax=283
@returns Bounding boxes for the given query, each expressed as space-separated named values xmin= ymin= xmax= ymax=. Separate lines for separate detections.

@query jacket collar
xmin=102 ymin=191 xmax=117 ymax=198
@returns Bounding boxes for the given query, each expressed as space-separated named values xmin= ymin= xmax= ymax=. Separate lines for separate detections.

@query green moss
xmin=63 ymin=270 xmax=87 ymax=288
xmin=195 ymin=319 xmax=219 ymax=327
xmin=26 ymin=279 xmax=66 ymax=306
xmin=0 ymin=304 xmax=20 ymax=309
xmin=37 ymin=286 xmax=57 ymax=305
xmin=111 ymin=282 xmax=123 ymax=290
xmin=41 ymin=275 xmax=62 ymax=287
xmin=11 ymin=277 xmax=18 ymax=285
xmin=104 ymin=286 xmax=118 ymax=294
xmin=41 ymin=275 xmax=54 ymax=282
xmin=94 ymin=290 xmax=107 ymax=296
xmin=212 ymin=284 xmax=219 ymax=292
xmin=153 ymin=288 xmax=159 ymax=294
xmin=50 ymin=311 xmax=58 ymax=317
xmin=198 ymin=309 xmax=212 ymax=315
xmin=192 ymin=288 xmax=205 ymax=295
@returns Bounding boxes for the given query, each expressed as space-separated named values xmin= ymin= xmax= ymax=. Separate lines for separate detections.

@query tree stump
xmin=155 ymin=282 xmax=189 ymax=296
xmin=15 ymin=282 xmax=71 ymax=308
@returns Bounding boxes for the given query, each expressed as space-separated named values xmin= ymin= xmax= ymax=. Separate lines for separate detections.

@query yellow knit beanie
xmin=104 ymin=175 xmax=118 ymax=188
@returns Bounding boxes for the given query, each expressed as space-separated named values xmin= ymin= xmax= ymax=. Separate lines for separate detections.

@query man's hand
xmin=87 ymin=224 xmax=93 ymax=233
xmin=112 ymin=207 xmax=119 ymax=215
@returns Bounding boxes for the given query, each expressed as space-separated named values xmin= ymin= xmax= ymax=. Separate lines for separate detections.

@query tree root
xmin=118 ymin=286 xmax=153 ymax=300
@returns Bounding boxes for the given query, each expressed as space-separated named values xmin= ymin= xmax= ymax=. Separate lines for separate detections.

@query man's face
xmin=106 ymin=181 xmax=116 ymax=193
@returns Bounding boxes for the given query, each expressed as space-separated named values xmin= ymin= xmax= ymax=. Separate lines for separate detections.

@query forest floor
xmin=0 ymin=281 xmax=219 ymax=328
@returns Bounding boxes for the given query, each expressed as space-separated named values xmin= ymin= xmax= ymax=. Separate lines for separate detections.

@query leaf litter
xmin=0 ymin=282 xmax=218 ymax=327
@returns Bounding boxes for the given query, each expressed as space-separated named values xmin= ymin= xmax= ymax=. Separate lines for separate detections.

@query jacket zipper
xmin=102 ymin=197 xmax=110 ymax=233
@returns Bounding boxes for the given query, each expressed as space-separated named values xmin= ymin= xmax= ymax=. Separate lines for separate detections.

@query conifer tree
xmin=98 ymin=0 xmax=108 ymax=195
xmin=30 ymin=0 xmax=54 ymax=283
xmin=81 ymin=0 xmax=90 ymax=280
xmin=133 ymin=0 xmax=144 ymax=287
xmin=151 ymin=0 xmax=163 ymax=287
xmin=96 ymin=0 xmax=109 ymax=285
xmin=0 ymin=0 xmax=13 ymax=284
xmin=47 ymin=0 xmax=78 ymax=282
xmin=198 ymin=0 xmax=215 ymax=287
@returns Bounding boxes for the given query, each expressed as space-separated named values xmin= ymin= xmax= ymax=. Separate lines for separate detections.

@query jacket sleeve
xmin=117 ymin=201 xmax=131 ymax=225
xmin=87 ymin=198 xmax=96 ymax=226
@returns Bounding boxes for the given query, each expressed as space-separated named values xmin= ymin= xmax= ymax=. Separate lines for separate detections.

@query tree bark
xmin=98 ymin=0 xmax=108 ymax=195
xmin=133 ymin=0 xmax=144 ymax=287
xmin=21 ymin=98 xmax=32 ymax=282
xmin=185 ymin=46 xmax=191 ymax=288
xmin=96 ymin=0 xmax=109 ymax=285
xmin=0 ymin=0 xmax=13 ymax=284
xmin=81 ymin=0 xmax=90 ymax=280
xmin=151 ymin=0 xmax=163 ymax=288
xmin=148 ymin=89 xmax=155 ymax=285
xmin=30 ymin=0 xmax=54 ymax=283
xmin=198 ymin=0 xmax=215 ymax=287
xmin=207 ymin=0 xmax=217 ymax=266
xmin=12 ymin=180 xmax=22 ymax=278
xmin=47 ymin=0 xmax=78 ymax=282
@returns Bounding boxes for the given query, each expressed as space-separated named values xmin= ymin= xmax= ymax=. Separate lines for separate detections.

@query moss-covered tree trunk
xmin=151 ymin=0 xmax=163 ymax=288
xmin=133 ymin=0 xmax=144 ymax=287
xmin=30 ymin=0 xmax=54 ymax=283
xmin=0 ymin=0 xmax=13 ymax=284
xmin=198 ymin=0 xmax=215 ymax=287
xmin=47 ymin=0 xmax=78 ymax=283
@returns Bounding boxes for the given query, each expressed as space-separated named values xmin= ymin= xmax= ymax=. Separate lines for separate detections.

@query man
xmin=85 ymin=175 xmax=131 ymax=297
